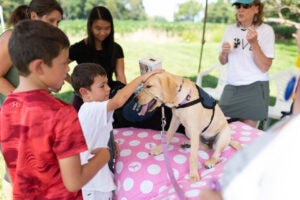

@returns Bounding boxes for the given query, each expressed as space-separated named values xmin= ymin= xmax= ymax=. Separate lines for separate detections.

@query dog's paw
xmin=204 ymin=157 xmax=218 ymax=169
xmin=180 ymin=141 xmax=191 ymax=149
xmin=189 ymin=171 xmax=200 ymax=181
xmin=149 ymin=145 xmax=163 ymax=156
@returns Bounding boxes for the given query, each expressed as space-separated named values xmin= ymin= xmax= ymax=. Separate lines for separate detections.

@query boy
xmin=71 ymin=63 xmax=162 ymax=200
xmin=0 ymin=20 xmax=110 ymax=199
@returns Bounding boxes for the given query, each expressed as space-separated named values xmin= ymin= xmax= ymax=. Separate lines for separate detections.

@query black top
xmin=69 ymin=40 xmax=124 ymax=85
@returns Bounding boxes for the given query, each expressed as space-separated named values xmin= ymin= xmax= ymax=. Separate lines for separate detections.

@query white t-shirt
xmin=78 ymin=101 xmax=116 ymax=192
xmin=222 ymin=114 xmax=300 ymax=200
xmin=220 ymin=23 xmax=275 ymax=85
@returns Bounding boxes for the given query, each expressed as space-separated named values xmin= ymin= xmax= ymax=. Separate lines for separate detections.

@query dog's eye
xmin=146 ymin=85 xmax=152 ymax=88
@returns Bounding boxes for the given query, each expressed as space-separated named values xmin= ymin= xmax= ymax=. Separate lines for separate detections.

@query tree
xmin=206 ymin=0 xmax=235 ymax=24
xmin=264 ymin=0 xmax=300 ymax=28
xmin=174 ymin=0 xmax=202 ymax=22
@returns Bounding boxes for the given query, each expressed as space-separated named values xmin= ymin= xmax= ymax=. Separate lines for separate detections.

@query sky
xmin=143 ymin=0 xmax=216 ymax=22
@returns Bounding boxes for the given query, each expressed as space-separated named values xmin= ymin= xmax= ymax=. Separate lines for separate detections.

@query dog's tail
xmin=229 ymin=139 xmax=242 ymax=150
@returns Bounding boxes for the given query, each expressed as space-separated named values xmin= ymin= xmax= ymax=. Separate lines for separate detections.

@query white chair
xmin=196 ymin=63 xmax=227 ymax=101
xmin=264 ymin=69 xmax=299 ymax=129
xmin=0 ymin=6 xmax=5 ymax=33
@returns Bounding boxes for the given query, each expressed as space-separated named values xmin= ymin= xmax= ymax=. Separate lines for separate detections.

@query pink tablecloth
xmin=113 ymin=121 xmax=264 ymax=200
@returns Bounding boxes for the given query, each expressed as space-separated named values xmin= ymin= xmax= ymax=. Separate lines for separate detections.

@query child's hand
xmin=141 ymin=69 xmax=164 ymax=83
xmin=88 ymin=147 xmax=110 ymax=162
xmin=114 ymin=142 xmax=120 ymax=158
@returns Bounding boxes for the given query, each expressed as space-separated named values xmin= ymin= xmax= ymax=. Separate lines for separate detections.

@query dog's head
xmin=136 ymin=71 xmax=180 ymax=115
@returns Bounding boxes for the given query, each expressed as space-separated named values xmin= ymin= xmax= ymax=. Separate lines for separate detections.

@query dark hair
xmin=236 ymin=0 xmax=264 ymax=27
xmin=86 ymin=6 xmax=116 ymax=70
xmin=87 ymin=6 xmax=114 ymax=51
xmin=8 ymin=20 xmax=70 ymax=76
xmin=7 ymin=5 xmax=28 ymax=27
xmin=71 ymin=63 xmax=107 ymax=96
xmin=7 ymin=0 xmax=63 ymax=27
xmin=28 ymin=0 xmax=63 ymax=18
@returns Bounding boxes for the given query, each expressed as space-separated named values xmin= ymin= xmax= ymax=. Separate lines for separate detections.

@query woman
xmin=0 ymin=0 xmax=63 ymax=105
xmin=218 ymin=0 xmax=275 ymax=128
xmin=69 ymin=6 xmax=126 ymax=111
xmin=0 ymin=0 xmax=63 ymax=198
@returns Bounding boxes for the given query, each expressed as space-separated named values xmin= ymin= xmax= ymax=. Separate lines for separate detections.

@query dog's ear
xmin=160 ymin=75 xmax=178 ymax=103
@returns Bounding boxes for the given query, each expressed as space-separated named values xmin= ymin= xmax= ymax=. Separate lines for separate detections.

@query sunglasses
xmin=235 ymin=3 xmax=253 ymax=9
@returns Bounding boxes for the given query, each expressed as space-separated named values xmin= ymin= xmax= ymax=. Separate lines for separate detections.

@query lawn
xmin=0 ymin=21 xmax=298 ymax=198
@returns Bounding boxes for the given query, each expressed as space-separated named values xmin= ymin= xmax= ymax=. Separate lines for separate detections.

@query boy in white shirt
xmin=71 ymin=62 xmax=162 ymax=200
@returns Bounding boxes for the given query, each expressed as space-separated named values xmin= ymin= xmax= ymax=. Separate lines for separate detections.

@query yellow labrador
xmin=136 ymin=71 xmax=241 ymax=181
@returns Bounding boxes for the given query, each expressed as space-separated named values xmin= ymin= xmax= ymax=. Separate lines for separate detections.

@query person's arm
xmin=247 ymin=27 xmax=272 ymax=73
xmin=0 ymin=30 xmax=16 ymax=96
xmin=58 ymin=147 xmax=110 ymax=192
xmin=107 ymin=69 xmax=164 ymax=112
xmin=115 ymin=57 xmax=126 ymax=84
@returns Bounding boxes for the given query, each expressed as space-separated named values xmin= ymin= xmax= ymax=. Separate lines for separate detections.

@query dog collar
xmin=178 ymin=90 xmax=192 ymax=106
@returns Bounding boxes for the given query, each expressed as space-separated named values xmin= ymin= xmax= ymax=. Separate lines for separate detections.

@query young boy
xmin=71 ymin=63 xmax=162 ymax=200
xmin=0 ymin=20 xmax=110 ymax=199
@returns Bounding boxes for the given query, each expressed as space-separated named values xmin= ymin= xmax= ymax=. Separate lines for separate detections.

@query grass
xmin=0 ymin=21 xmax=298 ymax=198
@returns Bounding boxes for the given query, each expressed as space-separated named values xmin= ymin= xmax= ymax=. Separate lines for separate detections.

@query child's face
xmin=42 ymin=48 xmax=70 ymax=92
xmin=92 ymin=19 xmax=111 ymax=42
xmin=85 ymin=75 xmax=111 ymax=102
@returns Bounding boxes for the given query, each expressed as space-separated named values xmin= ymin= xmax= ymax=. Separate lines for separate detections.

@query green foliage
xmin=206 ymin=0 xmax=236 ymax=24
xmin=174 ymin=0 xmax=202 ymax=22
xmin=271 ymin=23 xmax=297 ymax=40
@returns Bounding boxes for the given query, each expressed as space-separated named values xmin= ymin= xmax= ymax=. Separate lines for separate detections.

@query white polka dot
xmin=129 ymin=140 xmax=140 ymax=146
xmin=116 ymin=138 xmax=125 ymax=145
xmin=137 ymin=151 xmax=149 ymax=159
xmin=145 ymin=142 xmax=158 ymax=150
xmin=171 ymin=136 xmax=180 ymax=143
xmin=153 ymin=134 xmax=161 ymax=140
xmin=167 ymin=145 xmax=174 ymax=151
xmin=167 ymin=168 xmax=180 ymax=180
xmin=158 ymin=185 xmax=168 ymax=193
xmin=115 ymin=161 xmax=124 ymax=174
xmin=120 ymin=197 xmax=128 ymax=200
xmin=179 ymin=148 xmax=189 ymax=153
xmin=230 ymin=124 xmax=237 ymax=129
xmin=240 ymin=131 xmax=251 ymax=136
xmin=202 ymin=168 xmax=215 ymax=176
xmin=154 ymin=154 xmax=164 ymax=161
xmin=147 ymin=164 xmax=161 ymax=175
xmin=173 ymin=154 xmax=187 ymax=164
xmin=140 ymin=180 xmax=153 ymax=194
xmin=120 ymin=149 xmax=132 ymax=157
xmin=191 ymin=181 xmax=206 ymax=187
xmin=185 ymin=189 xmax=200 ymax=197
xmin=137 ymin=131 xmax=149 ymax=138
xmin=123 ymin=178 xmax=134 ymax=191
xmin=242 ymin=125 xmax=252 ymax=130
xmin=198 ymin=151 xmax=209 ymax=159
xmin=123 ymin=130 xmax=134 ymax=136
xmin=128 ymin=162 xmax=141 ymax=172
xmin=239 ymin=137 xmax=251 ymax=141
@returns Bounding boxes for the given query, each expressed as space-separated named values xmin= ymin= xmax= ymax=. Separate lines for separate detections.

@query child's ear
xmin=79 ymin=87 xmax=89 ymax=100
xmin=29 ymin=59 xmax=44 ymax=75
xmin=30 ymin=11 xmax=38 ymax=20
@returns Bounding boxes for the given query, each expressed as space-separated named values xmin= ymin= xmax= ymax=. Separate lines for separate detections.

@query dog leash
xmin=161 ymin=106 xmax=185 ymax=200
